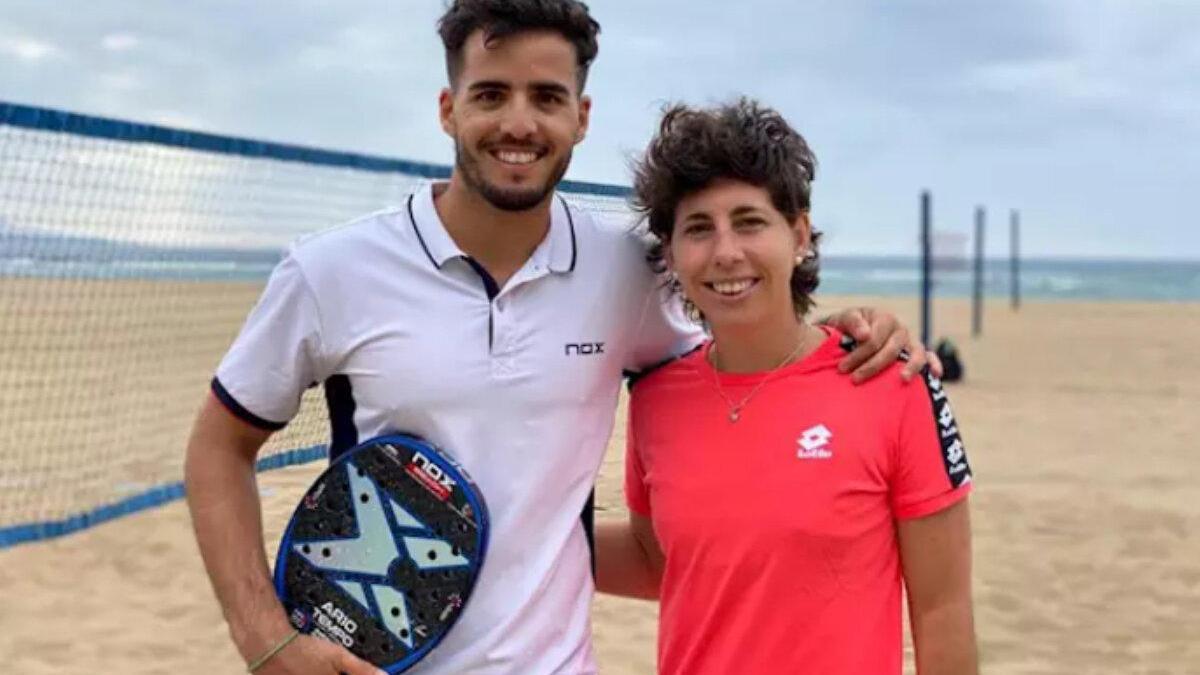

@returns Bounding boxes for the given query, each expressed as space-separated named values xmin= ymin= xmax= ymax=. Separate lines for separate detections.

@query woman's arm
xmin=595 ymin=512 xmax=665 ymax=600
xmin=898 ymin=499 xmax=978 ymax=675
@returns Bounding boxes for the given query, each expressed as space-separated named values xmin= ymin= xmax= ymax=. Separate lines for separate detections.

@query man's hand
xmin=822 ymin=306 xmax=943 ymax=383
xmin=255 ymin=633 xmax=386 ymax=675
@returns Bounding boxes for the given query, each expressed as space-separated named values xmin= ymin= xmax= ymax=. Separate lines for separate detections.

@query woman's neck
xmin=709 ymin=315 xmax=823 ymax=374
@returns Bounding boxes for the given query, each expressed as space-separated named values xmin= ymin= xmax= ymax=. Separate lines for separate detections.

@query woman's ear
xmin=792 ymin=211 xmax=812 ymax=257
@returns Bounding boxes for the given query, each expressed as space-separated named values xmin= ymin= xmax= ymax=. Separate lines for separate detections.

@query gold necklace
xmin=707 ymin=334 xmax=809 ymax=423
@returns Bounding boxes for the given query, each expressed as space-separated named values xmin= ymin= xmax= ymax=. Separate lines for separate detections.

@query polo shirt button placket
xmin=491 ymin=297 xmax=513 ymax=377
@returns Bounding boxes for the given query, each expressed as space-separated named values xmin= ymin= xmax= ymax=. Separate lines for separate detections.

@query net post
xmin=920 ymin=190 xmax=932 ymax=348
xmin=973 ymin=206 xmax=985 ymax=337
xmin=1010 ymin=209 xmax=1021 ymax=311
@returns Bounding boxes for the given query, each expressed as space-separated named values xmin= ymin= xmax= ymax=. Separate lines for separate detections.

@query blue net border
xmin=0 ymin=100 xmax=631 ymax=198
xmin=0 ymin=445 xmax=328 ymax=549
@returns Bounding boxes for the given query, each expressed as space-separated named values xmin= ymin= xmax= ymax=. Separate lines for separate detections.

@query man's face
xmin=439 ymin=29 xmax=591 ymax=212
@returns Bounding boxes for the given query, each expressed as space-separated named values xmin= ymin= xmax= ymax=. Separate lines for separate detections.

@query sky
xmin=1 ymin=0 xmax=1198 ymax=260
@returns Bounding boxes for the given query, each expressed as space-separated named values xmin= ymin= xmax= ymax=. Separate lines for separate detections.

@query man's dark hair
xmin=437 ymin=0 xmax=601 ymax=92
xmin=632 ymin=98 xmax=822 ymax=318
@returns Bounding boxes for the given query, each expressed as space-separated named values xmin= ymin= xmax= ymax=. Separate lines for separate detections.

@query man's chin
xmin=478 ymin=183 xmax=553 ymax=212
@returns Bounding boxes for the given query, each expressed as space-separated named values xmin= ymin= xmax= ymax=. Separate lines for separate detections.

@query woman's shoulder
xmin=627 ymin=342 xmax=708 ymax=395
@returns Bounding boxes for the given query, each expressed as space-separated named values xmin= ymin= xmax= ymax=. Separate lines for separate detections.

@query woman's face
xmin=667 ymin=178 xmax=809 ymax=331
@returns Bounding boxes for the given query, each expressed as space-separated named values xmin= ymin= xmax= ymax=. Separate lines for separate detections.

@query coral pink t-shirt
xmin=625 ymin=328 xmax=972 ymax=675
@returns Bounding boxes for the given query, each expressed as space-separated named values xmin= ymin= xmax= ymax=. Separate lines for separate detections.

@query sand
xmin=1 ymin=279 xmax=1198 ymax=674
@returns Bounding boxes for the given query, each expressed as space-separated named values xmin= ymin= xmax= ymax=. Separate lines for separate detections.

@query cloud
xmin=0 ymin=0 xmax=1196 ymax=258
xmin=0 ymin=35 xmax=64 ymax=62
xmin=101 ymin=32 xmax=139 ymax=52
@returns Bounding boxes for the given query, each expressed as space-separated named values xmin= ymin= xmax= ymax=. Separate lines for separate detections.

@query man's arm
xmin=594 ymin=512 xmax=664 ymax=600
xmin=184 ymin=394 xmax=383 ymax=675
xmin=898 ymin=500 xmax=978 ymax=675
xmin=821 ymin=307 xmax=942 ymax=383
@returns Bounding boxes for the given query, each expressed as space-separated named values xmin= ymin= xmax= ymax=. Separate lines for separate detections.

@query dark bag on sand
xmin=935 ymin=338 xmax=964 ymax=382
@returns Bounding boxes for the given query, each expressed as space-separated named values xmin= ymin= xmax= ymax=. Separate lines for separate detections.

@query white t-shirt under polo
xmin=213 ymin=183 xmax=701 ymax=674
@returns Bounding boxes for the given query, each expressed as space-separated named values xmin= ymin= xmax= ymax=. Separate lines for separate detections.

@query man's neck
xmin=433 ymin=176 xmax=554 ymax=288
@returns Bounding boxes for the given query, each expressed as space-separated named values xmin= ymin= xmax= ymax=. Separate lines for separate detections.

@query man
xmin=184 ymin=2 xmax=932 ymax=673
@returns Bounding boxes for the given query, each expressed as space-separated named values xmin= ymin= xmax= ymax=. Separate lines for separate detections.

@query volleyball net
xmin=0 ymin=101 xmax=632 ymax=548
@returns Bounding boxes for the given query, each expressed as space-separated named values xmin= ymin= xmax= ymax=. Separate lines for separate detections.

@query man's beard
xmin=455 ymin=141 xmax=572 ymax=212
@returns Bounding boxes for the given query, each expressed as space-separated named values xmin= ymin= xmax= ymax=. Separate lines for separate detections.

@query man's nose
xmin=498 ymin=96 xmax=538 ymax=140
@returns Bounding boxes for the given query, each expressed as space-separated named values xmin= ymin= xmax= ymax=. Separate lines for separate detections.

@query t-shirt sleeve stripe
xmin=921 ymin=367 xmax=972 ymax=489
xmin=210 ymin=377 xmax=288 ymax=431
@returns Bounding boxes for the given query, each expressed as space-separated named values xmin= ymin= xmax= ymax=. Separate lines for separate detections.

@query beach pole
xmin=973 ymin=206 xmax=985 ymax=337
xmin=921 ymin=190 xmax=932 ymax=348
xmin=1010 ymin=209 xmax=1021 ymax=311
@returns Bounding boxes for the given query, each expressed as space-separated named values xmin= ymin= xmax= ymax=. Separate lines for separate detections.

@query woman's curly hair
xmin=632 ymin=98 xmax=821 ymax=318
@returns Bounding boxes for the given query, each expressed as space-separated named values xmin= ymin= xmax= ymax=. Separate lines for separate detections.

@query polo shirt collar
xmin=408 ymin=183 xmax=577 ymax=274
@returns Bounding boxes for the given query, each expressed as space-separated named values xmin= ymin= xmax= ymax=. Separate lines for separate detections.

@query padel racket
xmin=273 ymin=433 xmax=489 ymax=673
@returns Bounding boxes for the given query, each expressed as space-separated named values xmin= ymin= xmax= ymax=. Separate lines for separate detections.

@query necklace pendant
xmin=729 ymin=409 xmax=740 ymax=423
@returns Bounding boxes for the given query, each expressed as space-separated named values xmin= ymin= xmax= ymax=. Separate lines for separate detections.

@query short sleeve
xmin=624 ymin=392 xmax=652 ymax=516
xmin=890 ymin=369 xmax=973 ymax=520
xmin=624 ymin=276 xmax=705 ymax=375
xmin=212 ymin=251 xmax=326 ymax=430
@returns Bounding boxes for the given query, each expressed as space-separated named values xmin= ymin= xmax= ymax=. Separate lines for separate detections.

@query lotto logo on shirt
xmin=797 ymin=424 xmax=834 ymax=460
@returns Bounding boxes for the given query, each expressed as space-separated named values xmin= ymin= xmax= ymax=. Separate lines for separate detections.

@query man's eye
xmin=475 ymin=91 xmax=503 ymax=103
xmin=536 ymin=92 xmax=564 ymax=106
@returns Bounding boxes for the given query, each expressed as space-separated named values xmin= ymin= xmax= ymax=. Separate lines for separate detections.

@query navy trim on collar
xmin=555 ymin=195 xmax=578 ymax=274
xmin=408 ymin=193 xmax=441 ymax=269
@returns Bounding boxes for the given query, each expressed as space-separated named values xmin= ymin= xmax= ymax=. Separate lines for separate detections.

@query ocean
xmin=2 ymin=228 xmax=1198 ymax=302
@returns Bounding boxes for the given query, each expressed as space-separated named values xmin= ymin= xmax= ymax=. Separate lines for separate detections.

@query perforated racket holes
xmin=359 ymin=492 xmax=370 ymax=504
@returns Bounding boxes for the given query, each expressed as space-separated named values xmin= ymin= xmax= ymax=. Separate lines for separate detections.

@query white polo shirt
xmin=213 ymin=183 xmax=701 ymax=674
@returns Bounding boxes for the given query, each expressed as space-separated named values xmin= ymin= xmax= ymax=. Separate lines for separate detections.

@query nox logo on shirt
xmin=564 ymin=342 xmax=605 ymax=356
xmin=797 ymin=424 xmax=834 ymax=460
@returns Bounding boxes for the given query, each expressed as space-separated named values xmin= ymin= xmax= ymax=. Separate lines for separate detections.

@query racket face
xmin=273 ymin=434 xmax=489 ymax=673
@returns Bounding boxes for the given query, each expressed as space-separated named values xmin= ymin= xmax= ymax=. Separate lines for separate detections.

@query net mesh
xmin=0 ymin=105 xmax=633 ymax=541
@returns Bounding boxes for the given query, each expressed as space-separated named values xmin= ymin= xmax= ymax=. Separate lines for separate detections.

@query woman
xmin=596 ymin=99 xmax=977 ymax=675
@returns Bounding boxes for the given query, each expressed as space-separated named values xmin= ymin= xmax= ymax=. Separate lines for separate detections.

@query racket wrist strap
xmin=246 ymin=628 xmax=301 ymax=672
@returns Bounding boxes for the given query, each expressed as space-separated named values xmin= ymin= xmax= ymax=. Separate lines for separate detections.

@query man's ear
xmin=575 ymin=95 xmax=592 ymax=144
xmin=438 ymin=88 xmax=456 ymax=136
